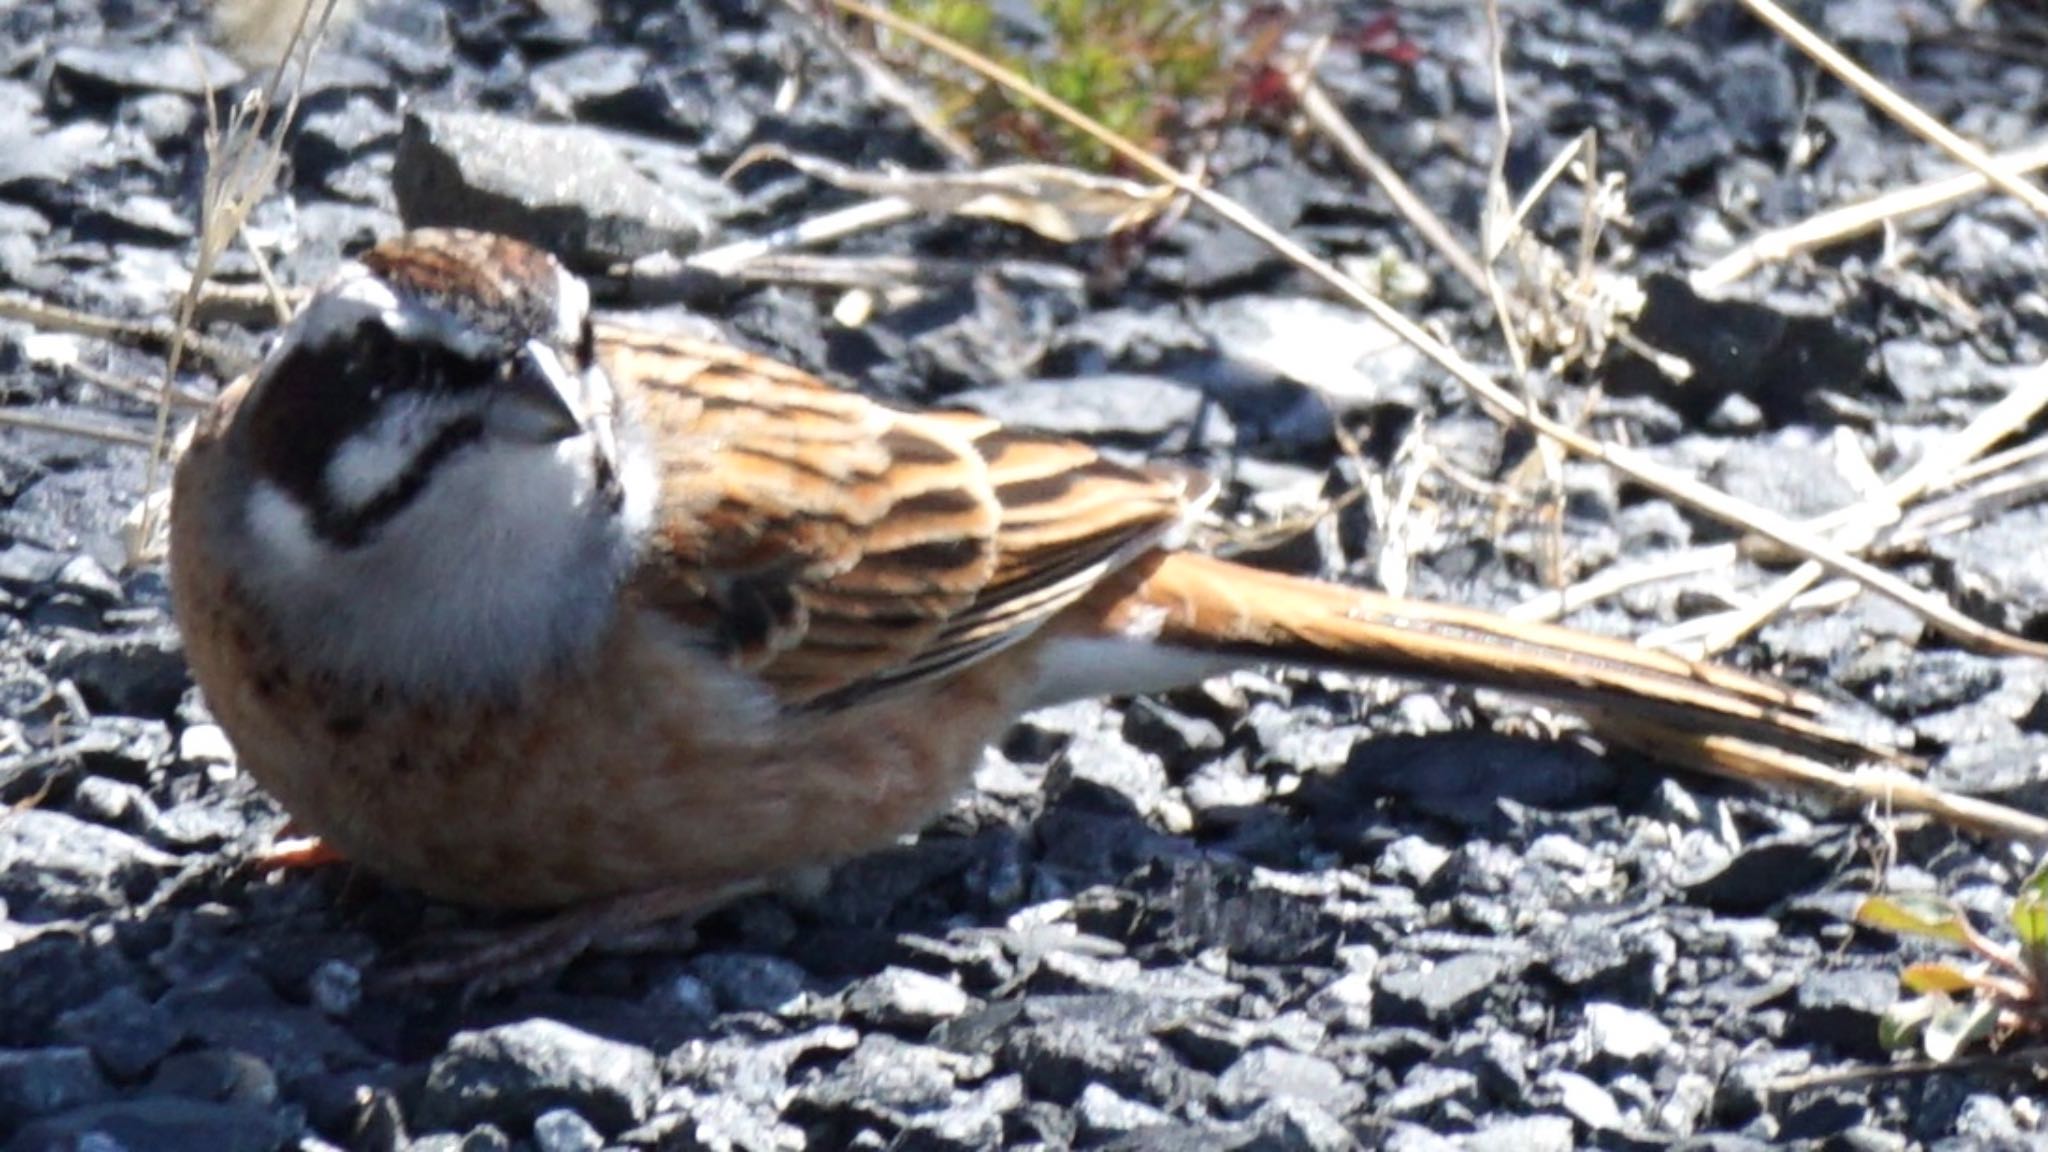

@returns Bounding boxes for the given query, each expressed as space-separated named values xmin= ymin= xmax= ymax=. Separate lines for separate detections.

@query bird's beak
xmin=488 ymin=341 xmax=584 ymax=444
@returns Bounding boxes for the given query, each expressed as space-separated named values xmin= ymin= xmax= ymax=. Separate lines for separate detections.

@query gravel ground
xmin=5 ymin=0 xmax=2048 ymax=1149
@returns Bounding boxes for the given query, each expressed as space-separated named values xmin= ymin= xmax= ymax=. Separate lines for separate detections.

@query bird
xmin=169 ymin=228 xmax=1878 ymax=986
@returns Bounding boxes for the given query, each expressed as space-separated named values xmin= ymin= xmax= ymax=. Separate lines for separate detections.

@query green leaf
xmin=1901 ymin=962 xmax=1982 ymax=995
xmin=1878 ymin=993 xmax=1944 ymax=1051
xmin=1924 ymin=996 xmax=2002 ymax=1063
xmin=2010 ymin=862 xmax=2048 ymax=950
xmin=1856 ymin=894 xmax=1975 ymax=947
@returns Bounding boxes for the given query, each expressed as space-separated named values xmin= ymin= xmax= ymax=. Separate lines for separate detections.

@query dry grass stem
xmin=1292 ymin=74 xmax=1488 ymax=291
xmin=1530 ymin=362 xmax=2048 ymax=647
xmin=1694 ymin=360 xmax=2048 ymax=654
xmin=1734 ymin=0 xmax=2048 ymax=219
xmin=0 ymin=410 xmax=156 ymax=449
xmin=776 ymin=0 xmax=978 ymax=164
xmin=1595 ymin=717 xmax=2048 ymax=844
xmin=0 ymin=292 xmax=254 ymax=378
xmin=1694 ymin=138 xmax=2048 ymax=291
xmin=58 ymin=361 xmax=212 ymax=412
xmin=830 ymin=1 xmax=2048 ymax=660
xmin=1507 ymin=545 xmax=1739 ymax=623
xmin=137 ymin=0 xmax=344 ymax=565
xmin=726 ymin=146 xmax=1173 ymax=243
xmin=189 ymin=280 xmax=310 ymax=328
xmin=643 ymin=198 xmax=923 ymax=282
xmin=1766 ymin=1046 xmax=2048 ymax=1093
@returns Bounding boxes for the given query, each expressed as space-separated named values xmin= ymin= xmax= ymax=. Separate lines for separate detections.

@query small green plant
xmin=1854 ymin=862 xmax=2048 ymax=1061
xmin=856 ymin=0 xmax=1240 ymax=169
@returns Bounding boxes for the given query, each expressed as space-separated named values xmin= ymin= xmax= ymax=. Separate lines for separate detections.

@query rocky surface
xmin=3 ymin=0 xmax=2048 ymax=1148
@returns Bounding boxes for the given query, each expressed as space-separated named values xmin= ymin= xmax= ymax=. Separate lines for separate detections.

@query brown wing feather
xmin=599 ymin=327 xmax=1192 ymax=709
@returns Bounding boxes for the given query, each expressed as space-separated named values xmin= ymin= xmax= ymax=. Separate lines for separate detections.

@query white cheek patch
xmin=324 ymin=395 xmax=445 ymax=511
xmin=614 ymin=417 xmax=659 ymax=539
xmin=245 ymin=481 xmax=324 ymax=576
xmin=552 ymin=264 xmax=590 ymax=346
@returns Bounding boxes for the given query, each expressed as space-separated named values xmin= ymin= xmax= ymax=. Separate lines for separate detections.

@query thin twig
xmin=0 ymin=410 xmax=155 ymax=448
xmin=1508 ymin=544 xmax=1739 ymax=623
xmin=1766 ymin=1046 xmax=2048 ymax=1093
xmin=773 ymin=0 xmax=977 ymax=164
xmin=1596 ymin=716 xmax=2048 ymax=844
xmin=1292 ymin=75 xmax=1488 ymax=291
xmin=59 ymin=360 xmax=212 ymax=411
xmin=1694 ymin=138 xmax=2048 ymax=291
xmin=828 ymin=0 xmax=2048 ymax=660
xmin=635 ymin=197 xmax=921 ymax=281
xmin=1734 ymin=0 xmax=2048 ymax=218
xmin=0 ymin=292 xmax=254 ymax=378
xmin=1695 ymin=360 xmax=2048 ymax=654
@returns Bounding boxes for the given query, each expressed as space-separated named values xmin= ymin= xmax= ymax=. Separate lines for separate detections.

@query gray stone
xmin=842 ymin=967 xmax=972 ymax=1029
xmin=0 ymin=809 xmax=176 ymax=919
xmin=52 ymin=43 xmax=245 ymax=98
xmin=1377 ymin=954 xmax=1509 ymax=1025
xmin=394 ymin=109 xmax=713 ymax=268
xmin=1582 ymin=1002 xmax=1673 ymax=1062
xmin=417 ymin=1019 xmax=659 ymax=1135
xmin=532 ymin=1107 xmax=604 ymax=1152
xmin=1462 ymin=1114 xmax=1575 ymax=1152
xmin=1216 ymin=1047 xmax=1362 ymax=1117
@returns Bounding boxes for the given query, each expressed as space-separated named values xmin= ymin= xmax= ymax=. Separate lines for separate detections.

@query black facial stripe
xmin=592 ymin=444 xmax=623 ymax=515
xmin=310 ymin=414 xmax=486 ymax=548
xmin=243 ymin=319 xmax=503 ymax=549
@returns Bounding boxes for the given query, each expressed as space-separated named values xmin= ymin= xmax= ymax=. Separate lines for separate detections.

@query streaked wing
xmin=599 ymin=326 xmax=1193 ymax=709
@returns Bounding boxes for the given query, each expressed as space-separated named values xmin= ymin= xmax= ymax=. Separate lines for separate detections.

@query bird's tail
xmin=1059 ymin=550 xmax=1891 ymax=768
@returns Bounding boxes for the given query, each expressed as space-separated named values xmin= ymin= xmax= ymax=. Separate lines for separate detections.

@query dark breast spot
xmin=716 ymin=574 xmax=804 ymax=662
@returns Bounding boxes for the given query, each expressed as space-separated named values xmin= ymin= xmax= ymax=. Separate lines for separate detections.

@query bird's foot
xmin=253 ymin=828 xmax=346 ymax=872
xmin=374 ymin=878 xmax=766 ymax=1000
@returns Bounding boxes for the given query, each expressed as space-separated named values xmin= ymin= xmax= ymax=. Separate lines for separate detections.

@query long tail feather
xmin=1069 ymin=550 xmax=1893 ymax=767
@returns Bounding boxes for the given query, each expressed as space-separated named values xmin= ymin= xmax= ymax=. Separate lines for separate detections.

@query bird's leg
xmin=374 ymin=878 xmax=767 ymax=999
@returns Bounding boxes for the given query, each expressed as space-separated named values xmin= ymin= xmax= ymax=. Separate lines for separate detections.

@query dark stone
xmin=990 ymin=1007 xmax=1207 ymax=1109
xmin=788 ymin=1034 xmax=962 ymax=1126
xmin=1129 ymin=858 xmax=1335 ymax=966
xmin=1216 ymin=1048 xmax=1362 ymax=1119
xmin=1711 ymin=436 xmax=1861 ymax=522
xmin=0 ymin=936 xmax=139 ymax=1049
xmin=0 ymin=1047 xmax=112 ymax=1133
xmin=44 ymin=626 xmax=189 ymax=718
xmin=51 ymin=985 xmax=183 ymax=1081
xmin=1791 ymin=968 xmax=1897 ymax=1057
xmin=1710 ymin=46 xmax=1800 ymax=153
xmin=1681 ymin=828 xmax=1854 ymax=914
xmin=532 ymin=1106 xmax=605 ymax=1152
xmin=1606 ymin=274 xmax=1876 ymax=427
xmin=6 ymin=1096 xmax=299 ymax=1152
xmin=158 ymin=970 xmax=371 ymax=1085
xmin=686 ymin=951 xmax=809 ymax=1014
xmin=1330 ymin=734 xmax=1620 ymax=830
xmin=1929 ymin=504 xmax=2048 ymax=639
